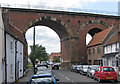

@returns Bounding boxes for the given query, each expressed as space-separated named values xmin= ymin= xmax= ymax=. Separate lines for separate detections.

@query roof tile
xmin=88 ymin=28 xmax=112 ymax=47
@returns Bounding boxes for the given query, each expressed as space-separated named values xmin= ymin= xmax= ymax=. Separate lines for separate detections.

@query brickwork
xmin=87 ymin=45 xmax=104 ymax=65
xmin=2 ymin=8 xmax=119 ymax=68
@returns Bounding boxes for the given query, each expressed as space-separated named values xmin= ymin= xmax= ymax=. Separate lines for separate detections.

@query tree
xmin=29 ymin=44 xmax=49 ymax=65
xmin=53 ymin=56 xmax=60 ymax=63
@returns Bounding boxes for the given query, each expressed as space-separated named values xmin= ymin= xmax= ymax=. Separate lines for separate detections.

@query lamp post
xmin=33 ymin=25 xmax=36 ymax=74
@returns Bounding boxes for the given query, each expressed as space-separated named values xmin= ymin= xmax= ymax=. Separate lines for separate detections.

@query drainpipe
xmin=118 ymin=15 xmax=120 ymax=76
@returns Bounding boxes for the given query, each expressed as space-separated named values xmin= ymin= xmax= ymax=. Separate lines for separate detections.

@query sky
xmin=1 ymin=0 xmax=120 ymax=54
xmin=25 ymin=26 xmax=60 ymax=54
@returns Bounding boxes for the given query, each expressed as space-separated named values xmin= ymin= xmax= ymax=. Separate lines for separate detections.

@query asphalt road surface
xmin=52 ymin=69 xmax=119 ymax=84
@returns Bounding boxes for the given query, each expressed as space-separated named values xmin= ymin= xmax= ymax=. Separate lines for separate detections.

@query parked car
xmin=71 ymin=65 xmax=77 ymax=72
xmin=86 ymin=65 xmax=100 ymax=78
xmin=80 ymin=65 xmax=89 ymax=75
xmin=94 ymin=66 xmax=118 ymax=83
xmin=28 ymin=74 xmax=59 ymax=84
xmin=36 ymin=66 xmax=52 ymax=75
xmin=37 ymin=64 xmax=48 ymax=68
xmin=51 ymin=63 xmax=60 ymax=70
xmin=74 ymin=65 xmax=82 ymax=73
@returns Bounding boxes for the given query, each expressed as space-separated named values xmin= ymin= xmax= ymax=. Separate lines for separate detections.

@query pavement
xmin=14 ymin=69 xmax=34 ymax=83
xmin=118 ymin=76 xmax=120 ymax=82
xmin=14 ymin=69 xmax=120 ymax=83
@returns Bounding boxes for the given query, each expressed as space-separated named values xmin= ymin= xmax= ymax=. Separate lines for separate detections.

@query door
xmin=16 ymin=61 xmax=19 ymax=80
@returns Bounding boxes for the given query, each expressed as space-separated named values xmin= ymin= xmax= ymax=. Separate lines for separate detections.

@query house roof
xmin=104 ymin=30 xmax=118 ymax=46
xmin=88 ymin=28 xmax=112 ymax=47
xmin=51 ymin=53 xmax=61 ymax=56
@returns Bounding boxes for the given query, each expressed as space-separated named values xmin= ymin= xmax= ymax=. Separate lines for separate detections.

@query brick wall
xmin=2 ymin=8 xmax=119 ymax=68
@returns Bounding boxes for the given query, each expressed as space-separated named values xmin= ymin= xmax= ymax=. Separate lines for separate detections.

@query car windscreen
xmin=83 ymin=66 xmax=88 ymax=69
xmin=37 ymin=67 xmax=48 ymax=71
xmin=102 ymin=68 xmax=115 ymax=71
xmin=31 ymin=76 xmax=54 ymax=84
xmin=91 ymin=66 xmax=99 ymax=70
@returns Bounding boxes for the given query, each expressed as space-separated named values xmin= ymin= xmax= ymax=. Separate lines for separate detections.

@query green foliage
xmin=28 ymin=64 xmax=33 ymax=69
xmin=29 ymin=44 xmax=49 ymax=64
xmin=54 ymin=56 xmax=60 ymax=62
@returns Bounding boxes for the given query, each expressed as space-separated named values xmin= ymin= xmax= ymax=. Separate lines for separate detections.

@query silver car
xmin=71 ymin=65 xmax=77 ymax=72
xmin=86 ymin=65 xmax=100 ymax=78
xmin=74 ymin=65 xmax=82 ymax=73
xmin=80 ymin=65 xmax=89 ymax=75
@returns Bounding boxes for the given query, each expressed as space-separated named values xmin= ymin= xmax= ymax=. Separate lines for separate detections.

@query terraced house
xmin=87 ymin=24 xmax=119 ymax=68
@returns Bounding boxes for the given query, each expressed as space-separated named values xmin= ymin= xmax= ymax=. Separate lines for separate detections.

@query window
xmin=10 ymin=64 xmax=13 ymax=74
xmin=93 ymin=48 xmax=95 ymax=54
xmin=104 ymin=58 xmax=109 ymax=66
xmin=89 ymin=60 xmax=92 ymax=65
xmin=97 ymin=47 xmax=101 ymax=54
xmin=96 ymin=68 xmax=100 ymax=72
xmin=102 ymin=68 xmax=114 ymax=71
xmin=88 ymin=49 xmax=91 ymax=55
xmin=112 ymin=57 xmax=116 ymax=67
xmin=106 ymin=46 xmax=108 ymax=53
xmin=10 ymin=41 xmax=13 ymax=50
xmin=98 ymin=68 xmax=100 ymax=72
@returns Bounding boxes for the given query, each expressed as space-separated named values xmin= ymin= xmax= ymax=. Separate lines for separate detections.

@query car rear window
xmin=102 ymin=68 xmax=114 ymax=71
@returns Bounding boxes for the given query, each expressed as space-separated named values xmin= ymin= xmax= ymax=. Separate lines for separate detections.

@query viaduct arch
xmin=2 ymin=7 xmax=119 ymax=68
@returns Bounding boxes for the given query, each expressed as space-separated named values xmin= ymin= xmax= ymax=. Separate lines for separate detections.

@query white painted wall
xmin=103 ymin=42 xmax=119 ymax=73
xmin=16 ymin=41 xmax=23 ymax=78
xmin=104 ymin=43 xmax=119 ymax=54
xmin=0 ymin=7 xmax=5 ymax=84
xmin=6 ymin=34 xmax=16 ymax=82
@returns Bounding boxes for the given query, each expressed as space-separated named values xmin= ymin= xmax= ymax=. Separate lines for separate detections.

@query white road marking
xmin=58 ymin=73 xmax=77 ymax=84
xmin=65 ymin=77 xmax=70 ymax=80
xmin=72 ymin=81 xmax=74 ymax=83
xmin=72 ymin=81 xmax=77 ymax=84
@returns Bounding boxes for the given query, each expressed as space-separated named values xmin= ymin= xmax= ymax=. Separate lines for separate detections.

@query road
xmin=52 ymin=69 xmax=119 ymax=84
xmin=15 ymin=69 xmax=119 ymax=84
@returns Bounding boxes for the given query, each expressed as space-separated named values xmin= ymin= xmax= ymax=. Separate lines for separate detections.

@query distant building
xmin=48 ymin=53 xmax=61 ymax=63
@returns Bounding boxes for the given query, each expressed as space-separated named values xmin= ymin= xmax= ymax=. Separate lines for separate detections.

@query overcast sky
xmin=25 ymin=26 xmax=60 ymax=54
xmin=1 ymin=0 xmax=119 ymax=54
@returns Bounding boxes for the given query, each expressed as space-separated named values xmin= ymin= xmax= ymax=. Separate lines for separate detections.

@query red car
xmin=94 ymin=66 xmax=118 ymax=83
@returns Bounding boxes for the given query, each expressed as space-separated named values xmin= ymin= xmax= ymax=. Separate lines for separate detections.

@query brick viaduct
xmin=2 ymin=7 xmax=120 ymax=68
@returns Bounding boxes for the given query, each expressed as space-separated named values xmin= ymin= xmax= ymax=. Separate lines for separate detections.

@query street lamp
xmin=33 ymin=25 xmax=36 ymax=74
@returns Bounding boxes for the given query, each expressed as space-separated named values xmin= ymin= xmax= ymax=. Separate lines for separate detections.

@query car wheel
xmin=114 ymin=79 xmax=118 ymax=83
xmin=91 ymin=75 xmax=93 ymax=79
xmin=93 ymin=76 xmax=96 ymax=80
xmin=57 ymin=67 xmax=59 ymax=70
xmin=98 ymin=77 xmax=102 ymax=83
xmin=81 ymin=72 xmax=83 ymax=75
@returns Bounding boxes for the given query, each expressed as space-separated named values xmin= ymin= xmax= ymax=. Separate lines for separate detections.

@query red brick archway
xmin=24 ymin=16 xmax=75 ymax=68
xmin=77 ymin=22 xmax=109 ymax=64
xmin=2 ymin=7 xmax=119 ymax=68
xmin=24 ymin=16 xmax=73 ymax=39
